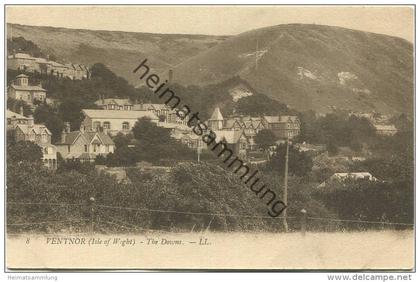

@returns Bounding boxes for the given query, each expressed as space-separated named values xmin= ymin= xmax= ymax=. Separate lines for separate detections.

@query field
xmin=7 ymin=230 xmax=414 ymax=269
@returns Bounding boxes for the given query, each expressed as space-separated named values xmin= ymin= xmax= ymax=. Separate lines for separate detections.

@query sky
xmin=6 ymin=6 xmax=414 ymax=42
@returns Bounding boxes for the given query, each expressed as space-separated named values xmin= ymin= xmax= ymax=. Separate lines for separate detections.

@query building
xmin=136 ymin=103 xmax=187 ymax=125
xmin=9 ymin=112 xmax=57 ymax=169
xmin=211 ymin=129 xmax=248 ymax=158
xmin=55 ymin=124 xmax=115 ymax=161
xmin=8 ymin=53 xmax=90 ymax=79
xmin=374 ymin=124 xmax=398 ymax=136
xmin=95 ymin=98 xmax=134 ymax=111
xmin=81 ymin=109 xmax=159 ymax=135
xmin=7 ymin=109 xmax=29 ymax=130
xmin=317 ymin=172 xmax=379 ymax=188
xmin=8 ymin=74 xmax=47 ymax=106
xmin=262 ymin=115 xmax=301 ymax=139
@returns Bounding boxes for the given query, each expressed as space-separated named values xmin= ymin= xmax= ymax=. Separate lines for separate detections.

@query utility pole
xmin=282 ymin=137 xmax=289 ymax=232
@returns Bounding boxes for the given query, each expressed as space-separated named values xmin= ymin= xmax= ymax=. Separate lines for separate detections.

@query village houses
xmin=7 ymin=53 xmax=90 ymax=80
xmin=7 ymin=110 xmax=57 ymax=169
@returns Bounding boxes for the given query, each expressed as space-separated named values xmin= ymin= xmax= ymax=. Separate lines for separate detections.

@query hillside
xmin=171 ymin=24 xmax=413 ymax=115
xmin=7 ymin=23 xmax=228 ymax=84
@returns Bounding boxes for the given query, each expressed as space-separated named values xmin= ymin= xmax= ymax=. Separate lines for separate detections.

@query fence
xmin=6 ymin=201 xmax=414 ymax=234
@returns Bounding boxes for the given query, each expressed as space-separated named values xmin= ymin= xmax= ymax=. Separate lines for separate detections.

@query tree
xmin=132 ymin=117 xmax=172 ymax=145
xmin=255 ymin=129 xmax=277 ymax=151
xmin=267 ymin=142 xmax=313 ymax=177
xmin=34 ymin=104 xmax=64 ymax=143
xmin=7 ymin=141 xmax=43 ymax=164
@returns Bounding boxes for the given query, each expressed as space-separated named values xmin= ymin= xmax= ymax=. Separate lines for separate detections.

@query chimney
xmin=19 ymin=106 xmax=24 ymax=116
xmin=28 ymin=115 xmax=34 ymax=127
xmin=80 ymin=124 xmax=85 ymax=133
xmin=168 ymin=69 xmax=173 ymax=84
xmin=61 ymin=129 xmax=66 ymax=143
xmin=64 ymin=122 xmax=71 ymax=133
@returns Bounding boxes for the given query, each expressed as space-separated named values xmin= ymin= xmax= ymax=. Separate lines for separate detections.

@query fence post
xmin=300 ymin=208 xmax=307 ymax=236
xmin=89 ymin=197 xmax=96 ymax=234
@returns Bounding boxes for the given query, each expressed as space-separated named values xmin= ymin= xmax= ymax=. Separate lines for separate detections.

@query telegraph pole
xmin=282 ymin=136 xmax=289 ymax=232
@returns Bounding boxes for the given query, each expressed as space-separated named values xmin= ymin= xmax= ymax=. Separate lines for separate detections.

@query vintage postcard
xmin=4 ymin=5 xmax=415 ymax=271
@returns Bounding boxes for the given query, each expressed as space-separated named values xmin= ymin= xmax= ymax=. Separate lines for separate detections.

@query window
xmin=84 ymin=145 xmax=88 ymax=152
xmin=122 ymin=122 xmax=130 ymax=130
xmin=93 ymin=145 xmax=98 ymax=153
xmin=41 ymin=133 xmax=48 ymax=143
xmin=93 ymin=121 xmax=101 ymax=130
xmin=103 ymin=122 xmax=111 ymax=129
xmin=109 ymin=104 xmax=115 ymax=110
xmin=67 ymin=145 xmax=71 ymax=153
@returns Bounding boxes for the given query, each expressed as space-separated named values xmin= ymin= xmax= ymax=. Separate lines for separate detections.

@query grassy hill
xmin=171 ymin=24 xmax=413 ymax=115
xmin=7 ymin=23 xmax=228 ymax=85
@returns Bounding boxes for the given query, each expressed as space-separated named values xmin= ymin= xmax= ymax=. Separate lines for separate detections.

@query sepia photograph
xmin=3 ymin=3 xmax=415 ymax=273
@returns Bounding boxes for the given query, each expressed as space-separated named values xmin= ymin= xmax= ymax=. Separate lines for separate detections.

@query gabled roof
xmin=15 ymin=124 xmax=52 ymax=135
xmin=212 ymin=129 xmax=245 ymax=144
xmin=209 ymin=107 xmax=223 ymax=121
xmin=56 ymin=131 xmax=115 ymax=146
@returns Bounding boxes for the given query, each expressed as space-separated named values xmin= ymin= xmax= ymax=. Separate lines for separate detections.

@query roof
xmin=264 ymin=115 xmax=299 ymax=123
xmin=13 ymin=53 xmax=34 ymax=60
xmin=95 ymin=98 xmax=133 ymax=106
xmin=374 ymin=124 xmax=397 ymax=131
xmin=7 ymin=110 xmax=28 ymax=120
xmin=82 ymin=109 xmax=158 ymax=120
xmin=209 ymin=107 xmax=223 ymax=121
xmin=10 ymin=84 xmax=46 ymax=92
xmin=212 ymin=129 xmax=245 ymax=144
xmin=15 ymin=124 xmax=52 ymax=135
xmin=16 ymin=74 xmax=29 ymax=79
xmin=56 ymin=131 xmax=114 ymax=146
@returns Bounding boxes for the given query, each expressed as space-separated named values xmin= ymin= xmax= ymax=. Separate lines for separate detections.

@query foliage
xmin=34 ymin=104 xmax=64 ymax=143
xmin=7 ymin=37 xmax=46 ymax=58
xmin=315 ymin=179 xmax=414 ymax=227
xmin=7 ymin=98 xmax=33 ymax=116
xmin=267 ymin=142 xmax=313 ymax=177
xmin=7 ymin=141 xmax=43 ymax=164
xmin=254 ymin=129 xmax=277 ymax=150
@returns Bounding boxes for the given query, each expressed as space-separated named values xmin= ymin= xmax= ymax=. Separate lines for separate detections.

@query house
xmin=262 ymin=115 xmax=301 ymax=139
xmin=9 ymin=113 xmax=57 ymax=169
xmin=8 ymin=74 xmax=47 ymax=106
xmin=7 ymin=53 xmax=38 ymax=72
xmin=211 ymin=129 xmax=248 ymax=158
xmin=7 ymin=109 xmax=29 ymax=129
xmin=374 ymin=124 xmax=398 ymax=136
xmin=95 ymin=98 xmax=134 ymax=111
xmin=81 ymin=109 xmax=159 ymax=136
xmin=136 ymin=103 xmax=187 ymax=125
xmin=55 ymin=123 xmax=115 ymax=161
xmin=317 ymin=172 xmax=379 ymax=188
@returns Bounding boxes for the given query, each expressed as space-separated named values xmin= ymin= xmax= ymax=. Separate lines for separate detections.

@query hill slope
xmin=171 ymin=24 xmax=413 ymax=115
xmin=7 ymin=23 xmax=228 ymax=85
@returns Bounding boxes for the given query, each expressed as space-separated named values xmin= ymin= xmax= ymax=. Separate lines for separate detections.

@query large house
xmin=55 ymin=123 xmax=115 ymax=161
xmin=8 ymin=111 xmax=57 ymax=169
xmin=206 ymin=107 xmax=301 ymax=151
xmin=8 ymin=74 xmax=46 ymax=106
xmin=261 ymin=115 xmax=301 ymax=139
xmin=81 ymin=109 xmax=159 ymax=135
